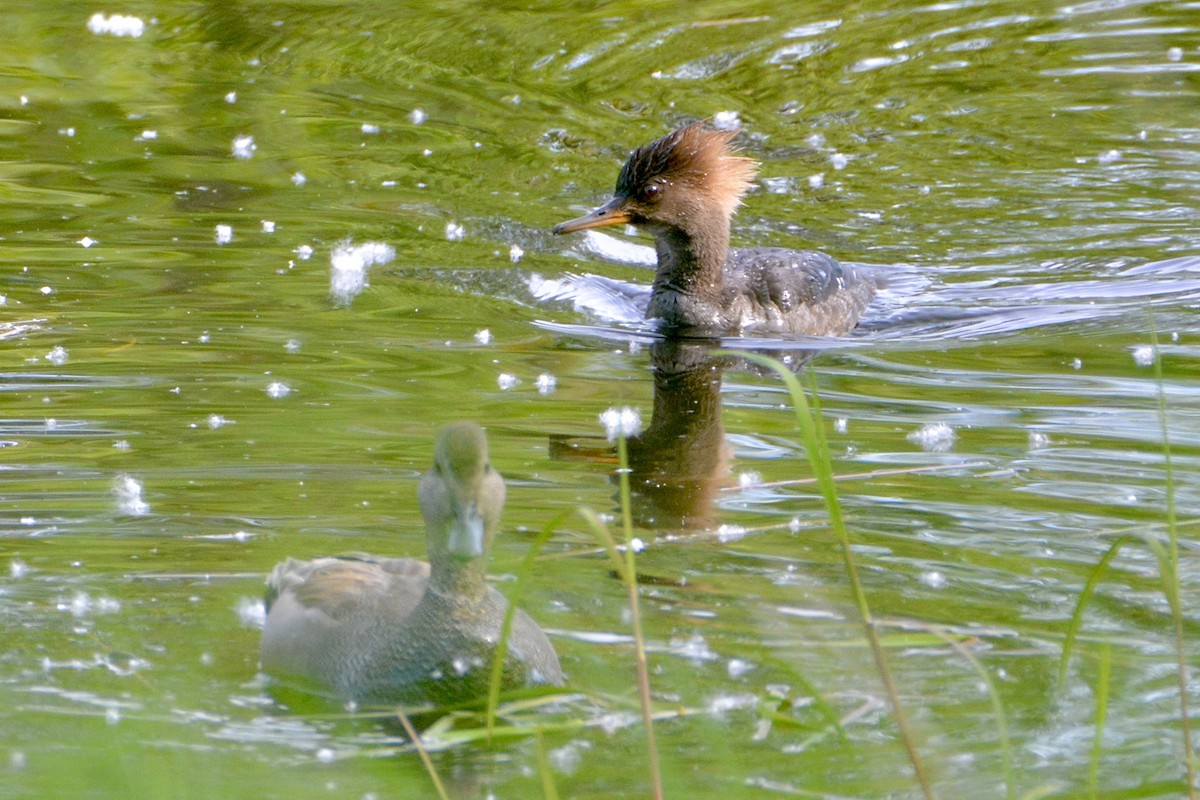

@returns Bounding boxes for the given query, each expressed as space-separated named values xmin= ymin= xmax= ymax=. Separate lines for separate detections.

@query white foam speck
xmin=712 ymin=110 xmax=741 ymax=130
xmin=834 ymin=417 xmax=848 ymax=433
xmin=214 ymin=224 xmax=233 ymax=245
xmin=236 ymin=596 xmax=266 ymax=628
xmin=87 ymin=12 xmax=144 ymax=37
xmin=716 ymin=524 xmax=747 ymax=543
xmin=788 ymin=517 xmax=802 ymax=533
xmin=64 ymin=592 xmax=90 ymax=616
xmin=445 ymin=222 xmax=465 ymax=241
xmin=315 ymin=748 xmax=335 ymax=764
xmin=1167 ymin=46 xmax=1183 ymax=62
xmin=291 ymin=172 xmax=306 ymax=186
xmin=599 ymin=712 xmax=636 ymax=735
xmin=1098 ymin=149 xmax=1121 ymax=166
xmin=497 ymin=373 xmax=519 ymax=390
xmin=329 ymin=240 xmax=396 ymax=305
xmin=206 ymin=414 xmax=232 ymax=429
xmin=96 ymin=597 xmax=121 ymax=613
xmin=224 ymin=91 xmax=237 ymax=104
xmin=830 ymin=152 xmax=849 ymax=170
xmin=10 ymin=559 xmax=28 ymax=579
xmin=138 ymin=130 xmax=157 ymax=140
xmin=46 ymin=346 xmax=68 ymax=366
xmin=509 ymin=244 xmax=524 ymax=263
xmin=474 ymin=329 xmax=492 ymax=344
xmin=294 ymin=244 xmax=313 ymax=260
xmin=707 ymin=693 xmax=758 ymax=714
xmin=284 ymin=338 xmax=302 ymax=353
xmin=113 ymin=475 xmax=150 ymax=516
xmin=39 ymin=286 xmax=52 ymax=295
xmin=231 ymin=135 xmax=256 ymax=159
xmin=1131 ymin=345 xmax=1155 ymax=366
xmin=670 ymin=633 xmax=717 ymax=663
xmin=920 ymin=570 xmax=947 ymax=589
xmin=548 ymin=741 xmax=591 ymax=776
xmin=907 ymin=422 xmax=956 ymax=453
xmin=265 ymin=381 xmax=291 ymax=399
xmin=361 ymin=123 xmax=380 ymax=135
xmin=261 ymin=220 xmax=275 ymax=233
xmin=1071 ymin=358 xmax=1083 ymax=370
xmin=78 ymin=236 xmax=97 ymax=248
xmin=737 ymin=471 xmax=760 ymax=488
xmin=409 ymin=108 xmax=426 ymax=125
xmin=1028 ymin=432 xmax=1050 ymax=450
xmin=727 ymin=658 xmax=754 ymax=678
xmin=600 ymin=406 xmax=642 ymax=441
xmin=808 ymin=173 xmax=825 ymax=189
xmin=535 ymin=373 xmax=556 ymax=394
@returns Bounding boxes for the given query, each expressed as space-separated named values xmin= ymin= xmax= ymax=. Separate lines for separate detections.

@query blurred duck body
xmin=260 ymin=422 xmax=563 ymax=706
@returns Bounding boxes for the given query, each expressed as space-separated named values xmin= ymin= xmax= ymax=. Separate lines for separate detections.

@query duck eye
xmin=641 ymin=183 xmax=661 ymax=202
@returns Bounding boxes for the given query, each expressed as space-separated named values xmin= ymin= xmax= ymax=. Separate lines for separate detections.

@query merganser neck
xmin=651 ymin=216 xmax=728 ymax=295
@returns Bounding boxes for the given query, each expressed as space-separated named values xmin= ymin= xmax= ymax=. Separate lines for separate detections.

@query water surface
xmin=2 ymin=1 xmax=1199 ymax=798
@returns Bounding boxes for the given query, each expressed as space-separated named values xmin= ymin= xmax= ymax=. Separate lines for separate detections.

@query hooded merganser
xmin=260 ymin=422 xmax=563 ymax=706
xmin=553 ymin=123 xmax=876 ymax=336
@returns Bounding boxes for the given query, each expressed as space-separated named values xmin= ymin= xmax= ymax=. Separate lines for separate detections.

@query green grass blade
xmin=723 ymin=349 xmax=935 ymax=800
xmin=395 ymin=708 xmax=451 ymax=800
xmin=1149 ymin=314 xmax=1197 ymax=798
xmin=1057 ymin=536 xmax=1135 ymax=690
xmin=487 ymin=510 xmax=569 ymax=741
xmin=535 ymin=730 xmax=561 ymax=800
xmin=936 ymin=631 xmax=1015 ymax=800
xmin=1088 ymin=641 xmax=1112 ymax=800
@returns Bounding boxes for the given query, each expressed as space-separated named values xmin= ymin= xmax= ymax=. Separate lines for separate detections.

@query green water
xmin=2 ymin=1 xmax=1199 ymax=798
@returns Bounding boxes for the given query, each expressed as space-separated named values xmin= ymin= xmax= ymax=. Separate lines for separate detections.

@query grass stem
xmin=1149 ymin=317 xmax=1197 ymax=798
xmin=395 ymin=709 xmax=451 ymax=800
xmin=615 ymin=432 xmax=665 ymax=800
xmin=729 ymin=351 xmax=936 ymax=800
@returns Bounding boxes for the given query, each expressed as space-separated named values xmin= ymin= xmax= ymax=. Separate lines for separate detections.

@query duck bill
xmin=446 ymin=505 xmax=486 ymax=559
xmin=552 ymin=197 xmax=632 ymax=235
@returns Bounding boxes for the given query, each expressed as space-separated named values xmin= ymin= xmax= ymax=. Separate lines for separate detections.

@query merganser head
xmin=553 ymin=123 xmax=758 ymax=237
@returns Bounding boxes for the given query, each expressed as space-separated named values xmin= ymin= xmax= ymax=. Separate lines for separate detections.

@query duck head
xmin=419 ymin=422 xmax=506 ymax=563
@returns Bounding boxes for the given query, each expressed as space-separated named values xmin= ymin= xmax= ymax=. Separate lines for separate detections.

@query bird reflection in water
xmin=552 ymin=338 xmax=814 ymax=533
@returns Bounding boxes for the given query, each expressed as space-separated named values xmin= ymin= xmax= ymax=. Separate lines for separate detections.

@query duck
xmin=553 ymin=122 xmax=876 ymax=336
xmin=260 ymin=421 xmax=563 ymax=706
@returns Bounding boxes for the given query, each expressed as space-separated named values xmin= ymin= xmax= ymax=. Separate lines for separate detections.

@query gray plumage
xmin=554 ymin=123 xmax=877 ymax=336
xmin=260 ymin=422 xmax=563 ymax=706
